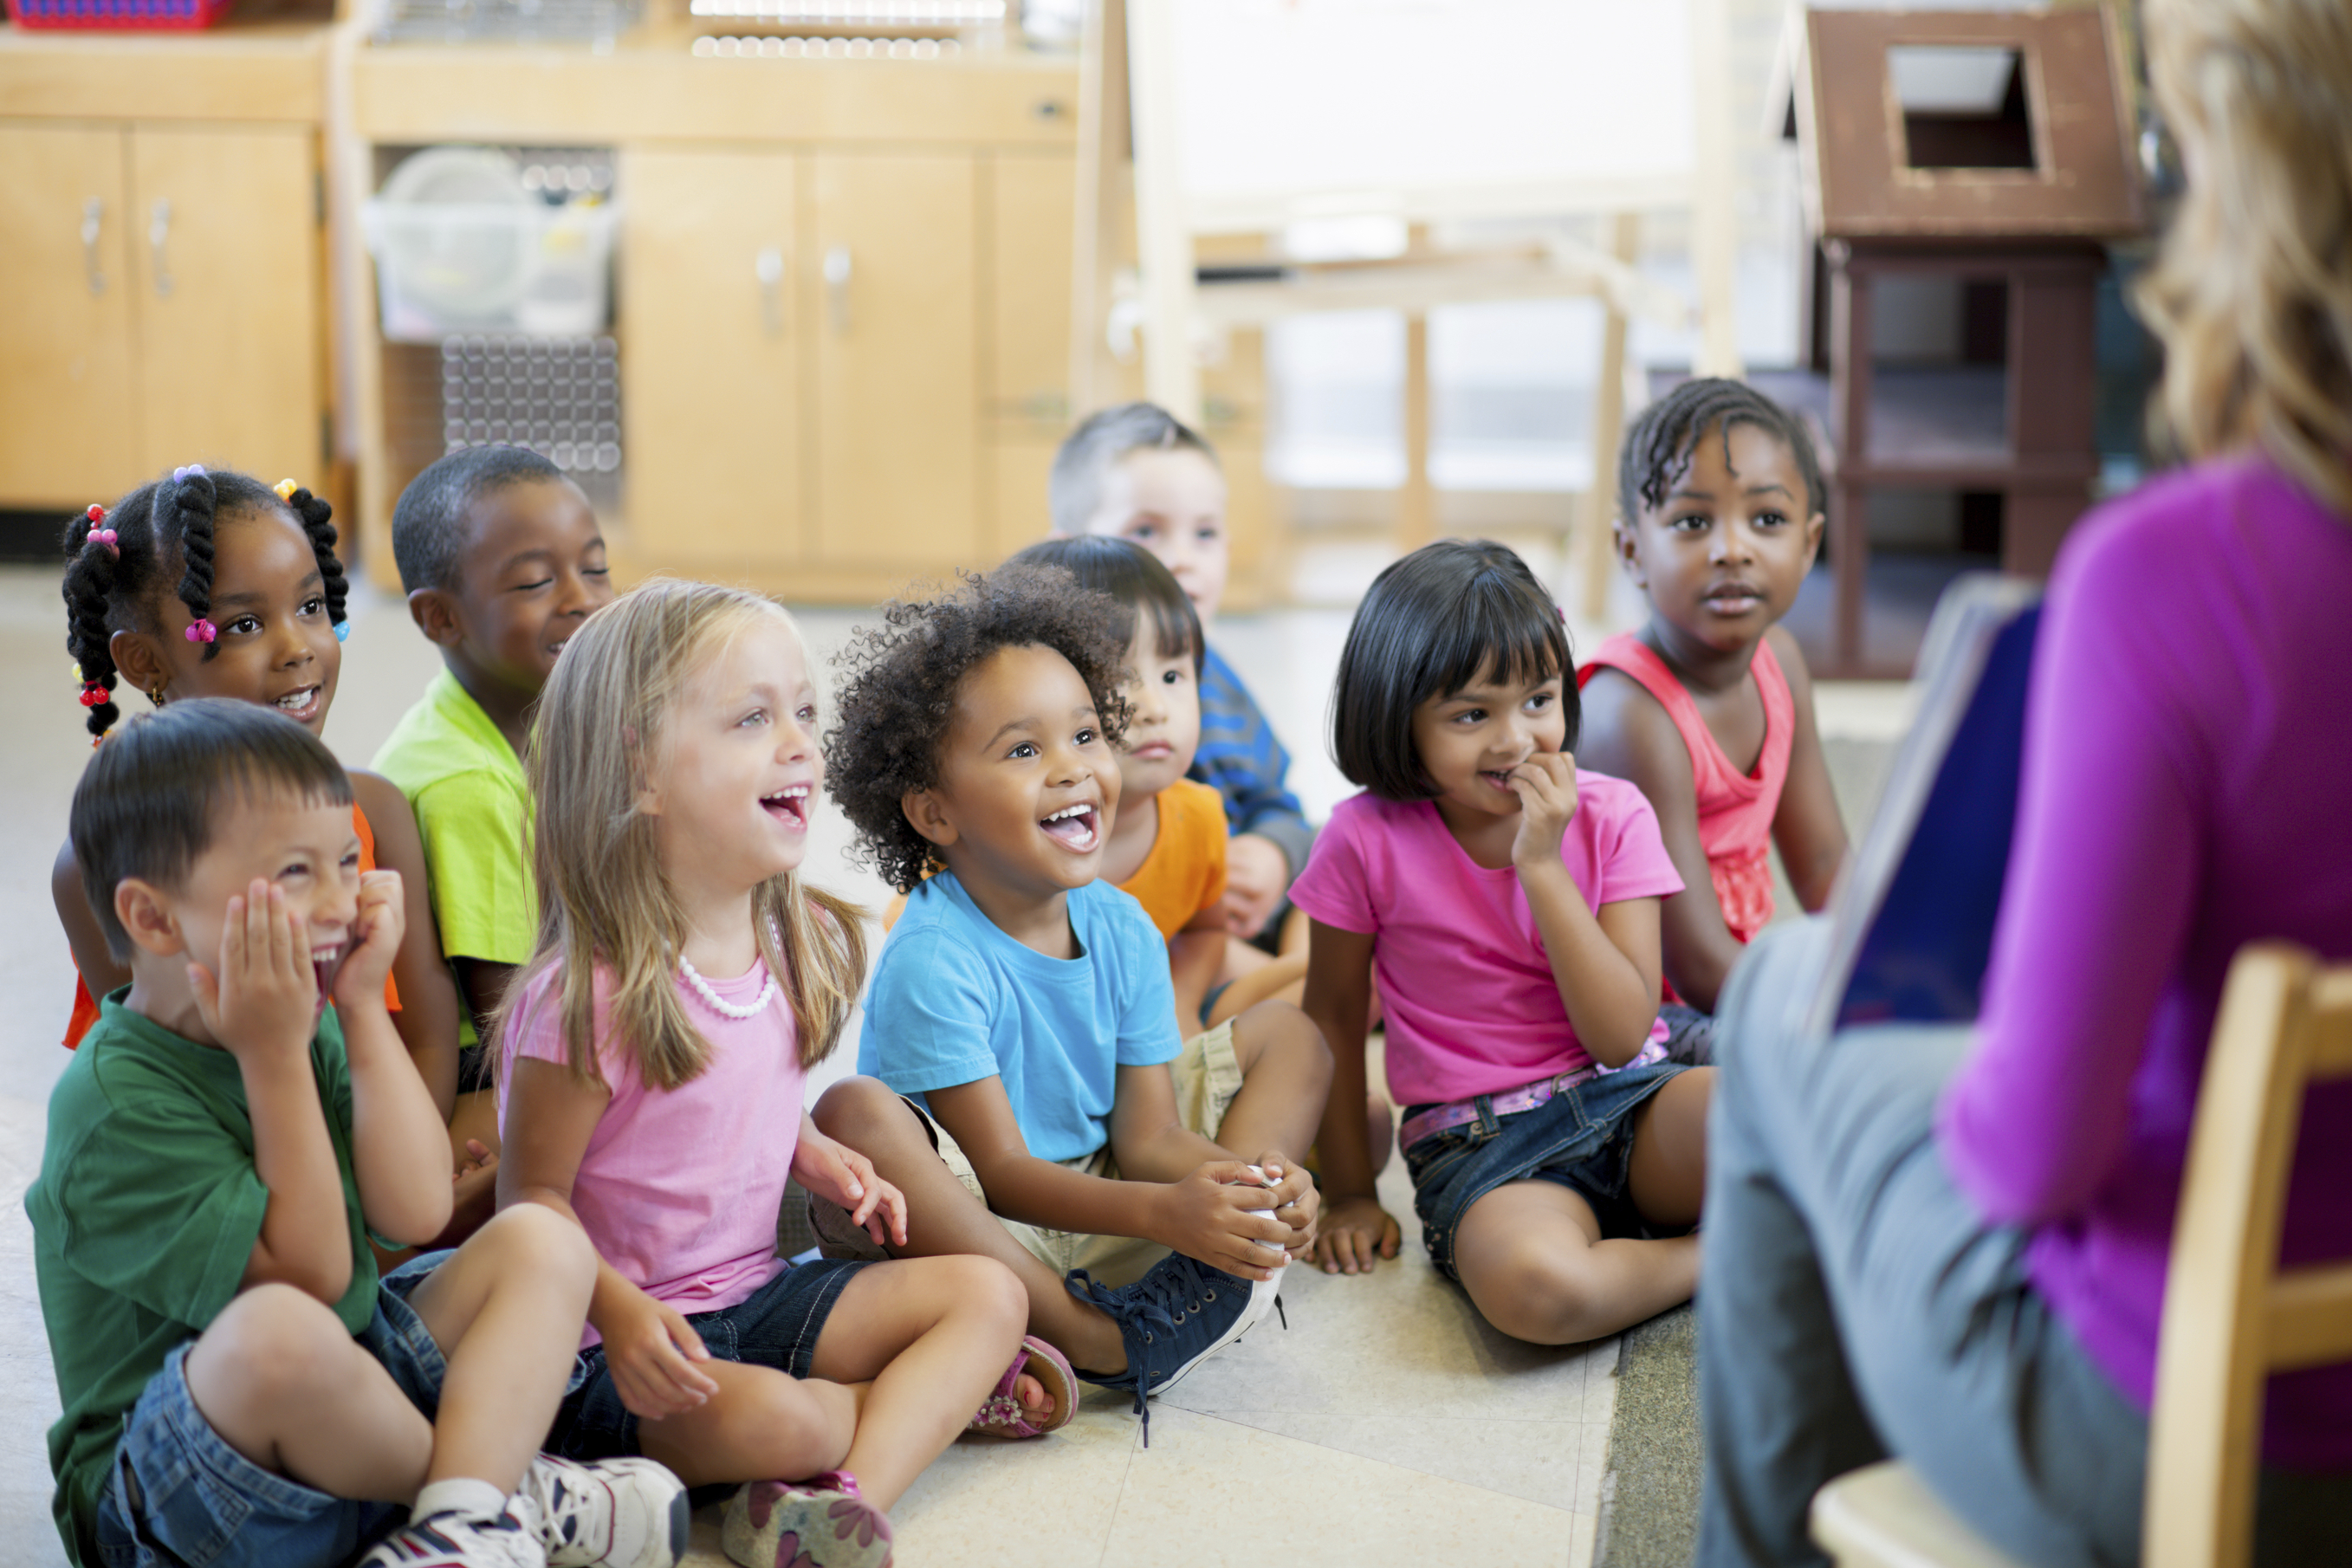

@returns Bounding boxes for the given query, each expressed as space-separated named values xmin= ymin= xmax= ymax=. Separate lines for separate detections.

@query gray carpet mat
xmin=1594 ymin=1303 xmax=1702 ymax=1568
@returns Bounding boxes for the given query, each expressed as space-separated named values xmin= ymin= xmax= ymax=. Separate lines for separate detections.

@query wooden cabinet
xmin=0 ymin=124 xmax=139 ymax=504
xmin=0 ymin=27 xmax=331 ymax=514
xmin=619 ymin=148 xmax=803 ymax=570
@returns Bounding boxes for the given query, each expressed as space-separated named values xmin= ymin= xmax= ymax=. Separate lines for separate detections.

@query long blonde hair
xmin=497 ymin=579 xmax=868 ymax=1092
xmin=2135 ymin=0 xmax=2352 ymax=515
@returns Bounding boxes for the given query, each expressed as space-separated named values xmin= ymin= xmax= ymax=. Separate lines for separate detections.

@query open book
xmin=1804 ymin=575 xmax=2044 ymax=1037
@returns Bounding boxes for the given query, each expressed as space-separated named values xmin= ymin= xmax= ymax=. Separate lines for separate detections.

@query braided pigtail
xmin=62 ymin=506 xmax=126 ymax=741
xmin=166 ymin=464 xmax=223 ymax=658
xmin=279 ymin=481 xmax=351 ymax=637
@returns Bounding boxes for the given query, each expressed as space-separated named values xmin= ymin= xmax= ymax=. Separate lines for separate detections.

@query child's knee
xmin=936 ymin=1254 xmax=1028 ymax=1337
xmin=813 ymin=1075 xmax=913 ymax=1149
xmin=1473 ymin=1241 xmax=1598 ymax=1342
xmin=1234 ymin=998 xmax=1332 ymax=1084
xmin=469 ymin=1202 xmax=597 ymax=1295
xmin=194 ymin=1284 xmax=353 ymax=1404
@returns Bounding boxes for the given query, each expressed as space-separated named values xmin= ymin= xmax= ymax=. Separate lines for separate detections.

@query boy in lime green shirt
xmin=373 ymin=446 xmax=614 ymax=1065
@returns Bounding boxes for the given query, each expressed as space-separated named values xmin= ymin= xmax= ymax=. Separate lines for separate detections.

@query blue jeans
xmin=548 ymin=1257 xmax=865 ymax=1464
xmin=1696 ymin=918 xmax=2352 ymax=1568
xmin=1402 ymin=1059 xmax=1685 ymax=1280
xmin=91 ymin=1253 xmax=450 ymax=1568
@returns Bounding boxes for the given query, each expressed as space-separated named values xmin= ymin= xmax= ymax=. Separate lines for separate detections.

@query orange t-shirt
xmin=62 ymin=801 xmax=403 ymax=1048
xmin=1116 ymin=777 xmax=1229 ymax=939
xmin=878 ymin=778 xmax=1231 ymax=940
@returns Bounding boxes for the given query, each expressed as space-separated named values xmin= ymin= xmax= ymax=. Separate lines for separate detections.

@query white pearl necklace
xmin=677 ymin=951 xmax=778 ymax=1020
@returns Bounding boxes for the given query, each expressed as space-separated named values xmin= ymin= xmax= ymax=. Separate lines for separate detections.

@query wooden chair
xmin=1809 ymin=943 xmax=2352 ymax=1568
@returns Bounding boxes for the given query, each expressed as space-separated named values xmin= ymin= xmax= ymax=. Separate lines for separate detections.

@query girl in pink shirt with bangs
xmin=1295 ymin=540 xmax=1712 ymax=1346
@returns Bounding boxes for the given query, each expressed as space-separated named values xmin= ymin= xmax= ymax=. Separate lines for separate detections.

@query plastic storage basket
xmin=4 ymin=0 xmax=233 ymax=29
xmin=362 ymin=148 xmax=619 ymax=342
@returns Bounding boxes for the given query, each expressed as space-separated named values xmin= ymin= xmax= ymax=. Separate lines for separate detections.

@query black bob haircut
xmin=1616 ymin=376 xmax=1825 ymax=527
xmin=390 ymin=444 xmax=570 ymax=596
xmin=73 ymin=699 xmax=354 ymax=962
xmin=1330 ymin=539 xmax=1577 ymax=801
xmin=1004 ymin=535 xmax=1204 ymax=677
xmin=826 ymin=566 xmax=1134 ymax=894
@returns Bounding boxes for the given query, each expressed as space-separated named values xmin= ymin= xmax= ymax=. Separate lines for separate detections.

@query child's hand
xmin=1221 ymin=833 xmax=1288 ymax=938
xmin=1312 ymin=1194 xmax=1400 ymax=1275
xmin=1254 ymin=1154 xmax=1321 ymax=1258
xmin=793 ymin=1128 xmax=909 ymax=1249
xmin=189 ymin=880 xmax=318 ymax=1065
xmin=601 ymin=1287 xmax=720 ymax=1419
xmin=1506 ymin=752 xmax=1581 ymax=873
xmin=333 ymin=869 xmax=405 ymax=1011
xmin=454 ymin=1137 xmax=498 ymax=1180
xmin=1155 ymin=1160 xmax=1295 ymax=1280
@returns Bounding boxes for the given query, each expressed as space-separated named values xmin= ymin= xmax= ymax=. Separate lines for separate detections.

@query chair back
xmin=2147 ymin=945 xmax=2352 ymax=1568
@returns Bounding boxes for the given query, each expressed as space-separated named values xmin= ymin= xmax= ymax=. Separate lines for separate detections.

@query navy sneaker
xmin=1065 ymin=1252 xmax=1281 ymax=1442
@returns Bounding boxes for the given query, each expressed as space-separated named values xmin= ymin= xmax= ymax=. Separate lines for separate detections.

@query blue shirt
xmin=1190 ymin=643 xmax=1315 ymax=877
xmin=860 ymin=872 xmax=1182 ymax=1163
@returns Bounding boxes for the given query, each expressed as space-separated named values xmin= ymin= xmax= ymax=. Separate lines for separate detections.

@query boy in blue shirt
xmin=29 ymin=701 xmax=684 ymax=1568
xmin=807 ymin=565 xmax=1331 ymax=1436
xmin=1048 ymin=403 xmax=1313 ymax=956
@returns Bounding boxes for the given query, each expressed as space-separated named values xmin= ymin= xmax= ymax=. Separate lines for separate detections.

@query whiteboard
xmin=1164 ymin=0 xmax=1698 ymax=232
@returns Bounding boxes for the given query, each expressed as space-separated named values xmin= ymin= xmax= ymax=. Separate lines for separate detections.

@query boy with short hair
xmin=374 ymin=446 xmax=616 ymax=1054
xmin=808 ymin=567 xmax=1332 ymax=1435
xmin=1048 ymin=404 xmax=1312 ymax=949
xmin=29 ymin=700 xmax=686 ymax=1568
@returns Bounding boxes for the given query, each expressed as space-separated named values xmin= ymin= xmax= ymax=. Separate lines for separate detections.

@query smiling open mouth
xmin=1481 ymin=768 xmax=1519 ymax=792
xmin=761 ymin=786 xmax=810 ymax=828
xmin=1040 ymin=802 xmax=1101 ymax=852
xmin=272 ymin=686 xmax=321 ymax=719
xmin=310 ymin=942 xmax=344 ymax=1014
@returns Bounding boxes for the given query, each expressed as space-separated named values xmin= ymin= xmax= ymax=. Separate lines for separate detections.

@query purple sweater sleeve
xmin=1936 ymin=523 xmax=2207 ymax=1224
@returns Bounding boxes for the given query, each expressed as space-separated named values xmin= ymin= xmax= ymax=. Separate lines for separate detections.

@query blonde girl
xmin=1694 ymin=2 xmax=2352 ymax=1564
xmin=496 ymin=581 xmax=1066 ymax=1568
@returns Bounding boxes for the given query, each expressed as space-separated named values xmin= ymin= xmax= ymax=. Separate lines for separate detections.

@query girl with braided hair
xmin=51 ymin=465 xmax=482 ymax=1234
xmin=1574 ymin=378 xmax=1849 ymax=1063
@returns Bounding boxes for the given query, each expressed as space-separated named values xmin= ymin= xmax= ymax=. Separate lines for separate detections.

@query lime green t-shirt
xmin=373 ymin=669 xmax=535 ymax=1040
xmin=26 ymin=995 xmax=378 ymax=1568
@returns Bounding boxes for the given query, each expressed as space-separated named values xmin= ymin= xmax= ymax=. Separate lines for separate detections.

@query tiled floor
xmin=0 ymin=556 xmax=1904 ymax=1567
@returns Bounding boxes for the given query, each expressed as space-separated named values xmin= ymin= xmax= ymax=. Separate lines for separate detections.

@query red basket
xmin=4 ymin=0 xmax=233 ymax=27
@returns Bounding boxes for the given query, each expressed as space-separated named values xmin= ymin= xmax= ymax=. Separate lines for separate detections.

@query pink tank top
xmin=1577 ymin=632 xmax=1793 ymax=947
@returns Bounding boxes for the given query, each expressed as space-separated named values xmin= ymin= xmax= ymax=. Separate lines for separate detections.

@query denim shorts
xmin=90 ymin=1252 xmax=452 ymax=1568
xmin=1402 ymin=1060 xmax=1686 ymax=1280
xmin=547 ymin=1257 xmax=866 ymax=1464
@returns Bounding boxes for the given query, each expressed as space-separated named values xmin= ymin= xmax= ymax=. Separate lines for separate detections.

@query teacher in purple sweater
xmin=1694 ymin=2 xmax=2352 ymax=1565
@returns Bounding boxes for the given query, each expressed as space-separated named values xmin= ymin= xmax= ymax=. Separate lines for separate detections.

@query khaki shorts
xmin=810 ymin=1020 xmax=1244 ymax=1288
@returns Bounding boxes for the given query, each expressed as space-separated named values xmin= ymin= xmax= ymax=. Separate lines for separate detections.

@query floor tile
xmin=1100 ymin=1406 xmax=1577 ymax=1568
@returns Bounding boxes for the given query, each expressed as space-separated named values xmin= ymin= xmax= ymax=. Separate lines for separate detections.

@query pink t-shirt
xmin=499 ymin=956 xmax=804 ymax=1347
xmin=1289 ymin=774 xmax=1684 ymax=1107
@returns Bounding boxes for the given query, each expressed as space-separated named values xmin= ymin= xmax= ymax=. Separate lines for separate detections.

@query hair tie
xmin=77 ymin=681 xmax=107 ymax=709
xmin=172 ymin=464 xmax=206 ymax=483
xmin=275 ymin=478 xmax=300 ymax=502
xmin=334 ymin=619 xmax=351 ymax=643
xmin=185 ymin=619 xmax=217 ymax=645
xmin=81 ymin=503 xmax=118 ymax=556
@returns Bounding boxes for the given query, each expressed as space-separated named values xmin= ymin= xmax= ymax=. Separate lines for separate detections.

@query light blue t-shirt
xmin=860 ymin=872 xmax=1182 ymax=1163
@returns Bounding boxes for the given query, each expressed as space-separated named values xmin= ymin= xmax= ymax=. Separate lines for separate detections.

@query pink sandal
xmin=968 ymin=1334 xmax=1077 ymax=1439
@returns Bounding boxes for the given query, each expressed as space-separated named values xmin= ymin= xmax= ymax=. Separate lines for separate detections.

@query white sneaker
xmin=515 ymin=1454 xmax=692 ymax=1568
xmin=359 ymin=1506 xmax=547 ymax=1568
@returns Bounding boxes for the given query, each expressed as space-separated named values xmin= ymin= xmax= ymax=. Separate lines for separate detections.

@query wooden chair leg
xmin=1581 ymin=212 xmax=1640 ymax=620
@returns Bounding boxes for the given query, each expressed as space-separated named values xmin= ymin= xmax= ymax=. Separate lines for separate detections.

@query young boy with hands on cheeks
xmin=810 ymin=566 xmax=1331 ymax=1436
xmin=29 ymin=701 xmax=687 ymax=1568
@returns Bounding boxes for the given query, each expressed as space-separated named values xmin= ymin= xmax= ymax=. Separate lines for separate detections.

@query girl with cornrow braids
xmin=1574 ymin=378 xmax=1850 ymax=1064
xmin=51 ymin=465 xmax=489 ymax=1244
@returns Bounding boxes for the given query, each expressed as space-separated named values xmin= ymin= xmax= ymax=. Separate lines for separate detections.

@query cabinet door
xmin=988 ymin=152 xmax=1075 ymax=428
xmin=619 ymin=148 xmax=800 ymax=571
xmin=129 ymin=127 xmax=323 ymax=486
xmin=0 ymin=124 xmax=140 ymax=506
xmin=808 ymin=153 xmax=978 ymax=573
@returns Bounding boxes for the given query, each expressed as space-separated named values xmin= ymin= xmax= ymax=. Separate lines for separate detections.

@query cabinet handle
xmin=823 ymin=245 xmax=852 ymax=334
xmin=148 ymin=199 xmax=174 ymax=299
xmin=81 ymin=198 xmax=106 ymax=297
xmin=755 ymin=247 xmax=785 ymax=337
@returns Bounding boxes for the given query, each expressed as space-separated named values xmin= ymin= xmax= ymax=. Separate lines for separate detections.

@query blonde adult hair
xmin=498 ymin=579 xmax=867 ymax=1092
xmin=2135 ymin=0 xmax=2352 ymax=515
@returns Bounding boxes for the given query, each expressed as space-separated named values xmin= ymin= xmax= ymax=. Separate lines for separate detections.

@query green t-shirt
xmin=373 ymin=669 xmax=535 ymax=1042
xmin=25 ymin=995 xmax=378 ymax=1568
